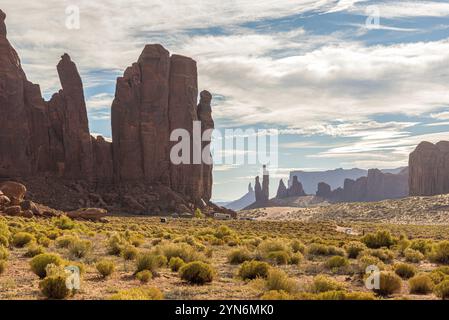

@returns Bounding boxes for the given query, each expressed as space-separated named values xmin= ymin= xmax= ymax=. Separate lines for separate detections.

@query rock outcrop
xmin=276 ymin=179 xmax=288 ymax=199
xmin=288 ymin=176 xmax=306 ymax=197
xmin=316 ymin=168 xmax=408 ymax=202
xmin=0 ymin=10 xmax=229 ymax=216
xmin=254 ymin=176 xmax=264 ymax=204
xmin=276 ymin=176 xmax=306 ymax=199
xmin=409 ymin=141 xmax=449 ymax=196
xmin=316 ymin=182 xmax=332 ymax=199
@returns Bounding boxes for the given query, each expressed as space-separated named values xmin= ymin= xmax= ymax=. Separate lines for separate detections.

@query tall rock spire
xmin=50 ymin=53 xmax=94 ymax=179
xmin=197 ymin=90 xmax=214 ymax=202
xmin=168 ymin=54 xmax=202 ymax=202
xmin=262 ymin=165 xmax=269 ymax=202
xmin=276 ymin=179 xmax=288 ymax=198
xmin=112 ymin=44 xmax=171 ymax=183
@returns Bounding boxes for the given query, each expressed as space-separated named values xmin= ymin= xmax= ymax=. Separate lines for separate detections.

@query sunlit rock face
xmin=409 ymin=141 xmax=449 ymax=196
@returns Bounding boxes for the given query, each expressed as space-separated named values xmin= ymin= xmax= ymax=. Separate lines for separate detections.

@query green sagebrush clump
xmin=68 ymin=239 xmax=92 ymax=259
xmin=136 ymin=252 xmax=167 ymax=273
xmin=121 ymin=245 xmax=138 ymax=261
xmin=227 ymin=247 xmax=253 ymax=264
xmin=238 ymin=260 xmax=270 ymax=280
xmin=408 ymin=273 xmax=434 ymax=294
xmin=12 ymin=232 xmax=35 ymax=248
xmin=404 ymin=248 xmax=424 ymax=263
xmin=96 ymin=259 xmax=115 ymax=278
xmin=374 ymin=271 xmax=402 ymax=296
xmin=154 ymin=242 xmax=205 ymax=263
xmin=434 ymin=280 xmax=449 ymax=300
xmin=394 ymin=263 xmax=416 ymax=279
xmin=136 ymin=270 xmax=153 ymax=283
xmin=30 ymin=253 xmax=63 ymax=278
xmin=265 ymin=268 xmax=297 ymax=293
xmin=24 ymin=243 xmax=46 ymax=258
xmin=110 ymin=287 xmax=163 ymax=300
xmin=307 ymin=243 xmax=345 ymax=257
xmin=344 ymin=241 xmax=367 ymax=259
xmin=291 ymin=240 xmax=306 ymax=254
xmin=410 ymin=239 xmax=433 ymax=255
xmin=311 ymin=275 xmax=345 ymax=293
xmin=179 ymin=261 xmax=216 ymax=285
xmin=53 ymin=216 xmax=76 ymax=230
xmin=55 ymin=235 xmax=78 ymax=249
xmin=325 ymin=256 xmax=349 ymax=270
xmin=361 ymin=230 xmax=394 ymax=249
xmin=429 ymin=241 xmax=449 ymax=265
xmin=39 ymin=264 xmax=72 ymax=300
xmin=169 ymin=257 xmax=185 ymax=272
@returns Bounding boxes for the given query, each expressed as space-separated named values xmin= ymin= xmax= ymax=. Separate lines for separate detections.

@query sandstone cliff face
xmin=112 ymin=45 xmax=170 ymax=184
xmin=168 ymin=54 xmax=203 ymax=203
xmin=0 ymin=10 xmax=220 ymax=215
xmin=409 ymin=141 xmax=449 ymax=196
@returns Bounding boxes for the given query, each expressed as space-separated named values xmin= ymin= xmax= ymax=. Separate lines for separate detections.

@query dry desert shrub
xmin=311 ymin=274 xmax=345 ymax=293
xmin=30 ymin=253 xmax=63 ymax=278
xmin=179 ymin=261 xmax=216 ymax=285
xmin=169 ymin=257 xmax=185 ymax=272
xmin=227 ymin=247 xmax=253 ymax=264
xmin=12 ymin=232 xmax=35 ymax=247
xmin=238 ymin=261 xmax=270 ymax=280
xmin=408 ymin=273 xmax=434 ymax=294
xmin=429 ymin=241 xmax=449 ymax=265
xmin=24 ymin=243 xmax=46 ymax=258
xmin=265 ymin=268 xmax=297 ymax=293
xmin=344 ymin=241 xmax=367 ymax=259
xmin=361 ymin=230 xmax=394 ymax=249
xmin=110 ymin=287 xmax=163 ymax=300
xmin=404 ymin=248 xmax=424 ymax=263
xmin=96 ymin=259 xmax=115 ymax=278
xmin=325 ymin=256 xmax=349 ymax=270
xmin=375 ymin=271 xmax=402 ymax=296
xmin=136 ymin=270 xmax=153 ymax=283
xmin=394 ymin=263 xmax=416 ymax=279
xmin=434 ymin=280 xmax=449 ymax=299
xmin=136 ymin=252 xmax=167 ymax=274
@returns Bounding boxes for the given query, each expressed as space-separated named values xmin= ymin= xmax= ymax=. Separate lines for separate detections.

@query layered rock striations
xmin=0 ymin=10 xmax=223 ymax=215
xmin=409 ymin=141 xmax=449 ymax=196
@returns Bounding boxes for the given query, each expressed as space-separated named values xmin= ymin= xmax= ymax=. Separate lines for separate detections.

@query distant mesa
xmin=0 ymin=9 xmax=233 ymax=217
xmin=315 ymin=168 xmax=409 ymax=203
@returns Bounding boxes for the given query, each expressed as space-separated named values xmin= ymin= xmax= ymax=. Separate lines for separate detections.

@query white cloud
xmin=86 ymin=93 xmax=114 ymax=110
xmin=354 ymin=1 xmax=449 ymax=19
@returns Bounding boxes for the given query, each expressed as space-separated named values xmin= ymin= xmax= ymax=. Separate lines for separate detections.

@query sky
xmin=2 ymin=0 xmax=449 ymax=201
